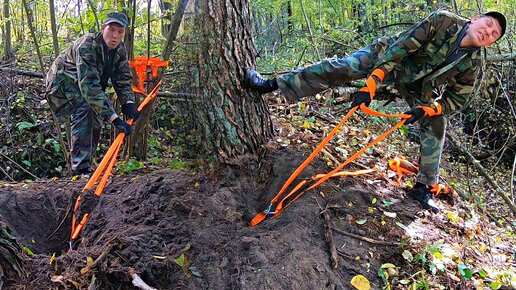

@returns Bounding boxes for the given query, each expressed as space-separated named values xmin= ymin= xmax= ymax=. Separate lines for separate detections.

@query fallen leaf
xmin=380 ymin=263 xmax=396 ymax=269
xmin=356 ymin=218 xmax=367 ymax=225
xmin=86 ymin=256 xmax=94 ymax=267
xmin=49 ymin=253 xmax=56 ymax=265
xmin=350 ymin=274 xmax=371 ymax=290
xmin=402 ymin=250 xmax=413 ymax=262
xmin=175 ymin=254 xmax=186 ymax=267
xmin=383 ymin=211 xmax=396 ymax=218
xmin=51 ymin=275 xmax=64 ymax=283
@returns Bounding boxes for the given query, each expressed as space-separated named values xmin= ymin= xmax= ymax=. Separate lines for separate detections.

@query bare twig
xmin=0 ymin=165 xmax=15 ymax=182
xmin=0 ymin=153 xmax=39 ymax=180
xmin=448 ymin=134 xmax=516 ymax=216
xmin=129 ymin=268 xmax=157 ymax=290
xmin=511 ymin=155 xmax=516 ymax=203
xmin=321 ymin=210 xmax=339 ymax=268
xmin=333 ymin=227 xmax=400 ymax=246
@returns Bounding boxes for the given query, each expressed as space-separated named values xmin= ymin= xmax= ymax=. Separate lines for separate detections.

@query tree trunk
xmin=161 ymin=0 xmax=189 ymax=61
xmin=3 ymin=0 xmax=12 ymax=59
xmin=22 ymin=0 xmax=45 ymax=73
xmin=49 ymin=0 xmax=59 ymax=58
xmin=194 ymin=0 xmax=273 ymax=160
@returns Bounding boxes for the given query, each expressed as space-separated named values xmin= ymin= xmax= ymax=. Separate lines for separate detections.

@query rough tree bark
xmin=3 ymin=0 xmax=12 ymax=60
xmin=194 ymin=0 xmax=273 ymax=159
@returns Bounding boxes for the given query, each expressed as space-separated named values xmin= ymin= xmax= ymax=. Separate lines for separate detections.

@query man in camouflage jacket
xmin=45 ymin=12 xmax=139 ymax=176
xmin=245 ymin=10 xmax=506 ymax=212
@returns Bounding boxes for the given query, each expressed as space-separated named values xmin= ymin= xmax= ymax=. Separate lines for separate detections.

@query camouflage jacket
xmin=372 ymin=10 xmax=480 ymax=114
xmin=45 ymin=32 xmax=134 ymax=120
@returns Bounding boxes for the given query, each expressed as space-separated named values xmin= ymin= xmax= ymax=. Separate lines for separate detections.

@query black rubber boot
xmin=244 ymin=69 xmax=278 ymax=94
xmin=408 ymin=182 xmax=440 ymax=213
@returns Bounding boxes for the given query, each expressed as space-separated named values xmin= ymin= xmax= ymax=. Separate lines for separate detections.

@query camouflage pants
xmin=46 ymin=81 xmax=102 ymax=173
xmin=276 ymin=45 xmax=445 ymax=185
xmin=70 ymin=98 xmax=102 ymax=173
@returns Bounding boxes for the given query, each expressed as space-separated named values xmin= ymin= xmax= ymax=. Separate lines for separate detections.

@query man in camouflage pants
xmin=245 ymin=10 xmax=506 ymax=213
xmin=45 ymin=12 xmax=139 ymax=177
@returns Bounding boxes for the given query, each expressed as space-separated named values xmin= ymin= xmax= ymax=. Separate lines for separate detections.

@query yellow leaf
xmin=350 ymin=274 xmax=371 ymax=290
xmin=298 ymin=103 xmax=307 ymax=113
xmin=303 ymin=121 xmax=310 ymax=129
xmin=194 ymin=182 xmax=200 ymax=188
xmin=367 ymin=207 xmax=375 ymax=214
xmin=447 ymin=211 xmax=459 ymax=223
xmin=80 ymin=267 xmax=90 ymax=275
xmin=86 ymin=256 xmax=94 ymax=267
xmin=381 ymin=220 xmax=386 ymax=226
xmin=68 ymin=279 xmax=81 ymax=287
xmin=371 ymin=197 xmax=377 ymax=204
xmin=381 ymin=263 xmax=397 ymax=269
xmin=49 ymin=253 xmax=56 ymax=265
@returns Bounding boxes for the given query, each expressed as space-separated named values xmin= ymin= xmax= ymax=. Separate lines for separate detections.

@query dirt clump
xmin=0 ymin=148 xmax=413 ymax=289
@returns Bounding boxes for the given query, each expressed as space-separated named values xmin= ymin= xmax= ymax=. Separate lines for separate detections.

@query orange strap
xmin=359 ymin=68 xmax=386 ymax=98
xmin=70 ymin=80 xmax=163 ymax=245
xmin=250 ymin=105 xmax=411 ymax=226
xmin=418 ymin=102 xmax=443 ymax=117
xmin=388 ymin=156 xmax=419 ymax=185
xmin=428 ymin=183 xmax=453 ymax=197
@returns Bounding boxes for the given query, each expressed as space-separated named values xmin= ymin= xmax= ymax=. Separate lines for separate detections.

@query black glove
xmin=350 ymin=91 xmax=372 ymax=108
xmin=121 ymin=102 xmax=140 ymax=121
xmin=112 ymin=117 xmax=132 ymax=135
xmin=404 ymin=107 xmax=426 ymax=125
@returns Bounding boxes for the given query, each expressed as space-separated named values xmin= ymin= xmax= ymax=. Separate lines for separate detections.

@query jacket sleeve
xmin=76 ymin=43 xmax=117 ymax=121
xmin=437 ymin=65 xmax=478 ymax=114
xmin=112 ymin=44 xmax=135 ymax=105
xmin=368 ymin=11 xmax=445 ymax=91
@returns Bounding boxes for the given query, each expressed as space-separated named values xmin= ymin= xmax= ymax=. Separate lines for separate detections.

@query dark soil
xmin=0 ymin=148 xmax=419 ymax=289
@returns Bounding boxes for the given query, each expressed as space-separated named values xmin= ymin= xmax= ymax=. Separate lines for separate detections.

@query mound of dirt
xmin=0 ymin=148 xmax=417 ymax=289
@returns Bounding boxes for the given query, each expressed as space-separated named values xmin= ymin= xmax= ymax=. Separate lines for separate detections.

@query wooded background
xmin=0 ymin=0 xmax=513 ymax=183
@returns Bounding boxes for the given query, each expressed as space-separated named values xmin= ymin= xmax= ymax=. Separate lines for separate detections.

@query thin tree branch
xmin=448 ymin=134 xmax=516 ymax=216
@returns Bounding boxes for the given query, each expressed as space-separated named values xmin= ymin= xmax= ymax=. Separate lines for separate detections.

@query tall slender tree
xmin=3 ymin=0 xmax=12 ymax=59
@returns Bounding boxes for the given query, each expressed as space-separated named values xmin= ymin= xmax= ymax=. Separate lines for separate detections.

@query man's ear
xmin=471 ymin=15 xmax=480 ymax=22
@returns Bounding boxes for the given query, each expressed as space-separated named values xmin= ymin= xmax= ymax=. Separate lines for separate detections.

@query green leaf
xmin=377 ymin=268 xmax=388 ymax=283
xmin=169 ymin=160 xmax=185 ymax=169
xmin=356 ymin=218 xmax=367 ymax=225
xmin=457 ymin=263 xmax=473 ymax=280
xmin=22 ymin=160 xmax=32 ymax=167
xmin=429 ymin=263 xmax=437 ymax=275
xmin=398 ymin=125 xmax=409 ymax=136
xmin=174 ymin=254 xmax=186 ymax=267
xmin=16 ymin=121 xmax=37 ymax=131
xmin=489 ymin=281 xmax=502 ymax=289
xmin=23 ymin=246 xmax=34 ymax=256
xmin=382 ymin=200 xmax=393 ymax=207
xmin=478 ymin=269 xmax=487 ymax=279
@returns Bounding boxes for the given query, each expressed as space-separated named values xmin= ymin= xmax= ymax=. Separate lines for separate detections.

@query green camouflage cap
xmin=104 ymin=12 xmax=129 ymax=27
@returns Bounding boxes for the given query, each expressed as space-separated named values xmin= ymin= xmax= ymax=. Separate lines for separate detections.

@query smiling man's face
xmin=463 ymin=15 xmax=502 ymax=47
